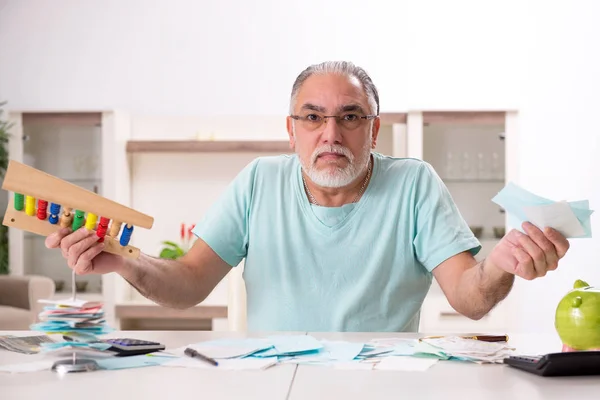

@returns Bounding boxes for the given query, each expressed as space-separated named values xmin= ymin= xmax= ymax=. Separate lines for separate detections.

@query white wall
xmin=1 ymin=0 xmax=599 ymax=335
xmin=506 ymin=0 xmax=600 ymax=334
xmin=0 ymin=0 xmax=523 ymax=114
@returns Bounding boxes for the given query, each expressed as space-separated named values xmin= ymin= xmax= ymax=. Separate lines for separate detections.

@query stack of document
xmin=30 ymin=297 xmax=113 ymax=335
xmin=492 ymin=182 xmax=593 ymax=238
xmin=358 ymin=337 xmax=449 ymax=361
xmin=0 ymin=334 xmax=56 ymax=354
xmin=418 ymin=336 xmax=515 ymax=364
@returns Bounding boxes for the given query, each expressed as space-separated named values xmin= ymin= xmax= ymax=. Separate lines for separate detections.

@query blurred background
xmin=0 ymin=0 xmax=598 ymax=335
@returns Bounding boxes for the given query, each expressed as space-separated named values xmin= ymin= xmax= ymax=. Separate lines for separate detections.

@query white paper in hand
xmin=522 ymin=201 xmax=585 ymax=237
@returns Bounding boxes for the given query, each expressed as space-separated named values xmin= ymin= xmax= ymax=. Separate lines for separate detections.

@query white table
xmin=292 ymin=332 xmax=600 ymax=400
xmin=1 ymin=330 xmax=599 ymax=400
xmin=0 ymin=330 xmax=297 ymax=400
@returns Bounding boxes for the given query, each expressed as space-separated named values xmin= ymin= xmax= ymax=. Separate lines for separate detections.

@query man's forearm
xmin=118 ymin=254 xmax=208 ymax=309
xmin=453 ymin=258 xmax=515 ymax=320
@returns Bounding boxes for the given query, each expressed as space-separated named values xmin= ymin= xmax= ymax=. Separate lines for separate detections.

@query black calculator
xmin=101 ymin=338 xmax=166 ymax=357
xmin=504 ymin=351 xmax=600 ymax=376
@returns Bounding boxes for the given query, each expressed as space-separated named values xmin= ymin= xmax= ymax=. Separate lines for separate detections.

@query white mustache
xmin=311 ymin=145 xmax=354 ymax=164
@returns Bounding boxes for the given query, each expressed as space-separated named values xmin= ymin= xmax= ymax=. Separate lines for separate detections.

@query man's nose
xmin=321 ymin=117 xmax=343 ymax=144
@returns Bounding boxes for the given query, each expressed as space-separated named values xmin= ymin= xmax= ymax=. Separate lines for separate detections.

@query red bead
xmin=37 ymin=200 xmax=48 ymax=220
xmin=96 ymin=216 xmax=110 ymax=242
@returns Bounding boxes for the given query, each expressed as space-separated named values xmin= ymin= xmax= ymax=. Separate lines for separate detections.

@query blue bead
xmin=49 ymin=214 xmax=59 ymax=224
xmin=120 ymin=224 xmax=134 ymax=246
xmin=50 ymin=203 xmax=61 ymax=215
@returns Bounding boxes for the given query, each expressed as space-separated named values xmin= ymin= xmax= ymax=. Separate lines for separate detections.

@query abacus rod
xmin=2 ymin=160 xmax=154 ymax=228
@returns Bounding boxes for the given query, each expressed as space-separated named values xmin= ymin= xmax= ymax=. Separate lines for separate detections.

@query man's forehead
xmin=294 ymin=74 xmax=369 ymax=112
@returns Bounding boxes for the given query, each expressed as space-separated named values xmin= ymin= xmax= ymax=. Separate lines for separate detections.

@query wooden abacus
xmin=1 ymin=160 xmax=154 ymax=258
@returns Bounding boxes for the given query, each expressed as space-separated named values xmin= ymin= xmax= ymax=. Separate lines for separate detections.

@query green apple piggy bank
xmin=555 ymin=279 xmax=600 ymax=351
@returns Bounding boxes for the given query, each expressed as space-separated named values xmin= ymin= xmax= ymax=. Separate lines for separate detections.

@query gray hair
xmin=289 ymin=61 xmax=380 ymax=116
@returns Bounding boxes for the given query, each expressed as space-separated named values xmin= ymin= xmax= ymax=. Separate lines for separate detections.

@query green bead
xmin=14 ymin=193 xmax=24 ymax=211
xmin=72 ymin=210 xmax=86 ymax=230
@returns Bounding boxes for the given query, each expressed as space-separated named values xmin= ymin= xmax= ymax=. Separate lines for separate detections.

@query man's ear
xmin=371 ymin=116 xmax=381 ymax=149
xmin=286 ymin=116 xmax=296 ymax=150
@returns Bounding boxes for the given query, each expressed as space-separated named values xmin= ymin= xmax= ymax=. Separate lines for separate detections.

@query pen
xmin=184 ymin=347 xmax=219 ymax=366
xmin=420 ymin=335 xmax=509 ymax=342
xmin=461 ymin=335 xmax=509 ymax=342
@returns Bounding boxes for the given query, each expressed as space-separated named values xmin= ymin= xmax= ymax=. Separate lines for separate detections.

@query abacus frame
xmin=1 ymin=160 xmax=154 ymax=258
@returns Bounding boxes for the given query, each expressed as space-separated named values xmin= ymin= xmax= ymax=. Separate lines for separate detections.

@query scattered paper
xmin=97 ymin=354 xmax=171 ymax=370
xmin=419 ymin=336 xmax=514 ymax=363
xmin=0 ymin=334 xmax=56 ymax=354
xmin=491 ymin=182 xmax=593 ymax=238
xmin=184 ymin=338 xmax=272 ymax=359
xmin=523 ymin=201 xmax=586 ymax=237
xmin=266 ymin=335 xmax=323 ymax=356
xmin=285 ymin=340 xmax=364 ymax=364
xmin=361 ymin=338 xmax=447 ymax=360
xmin=162 ymin=335 xmax=515 ymax=371
xmin=374 ymin=356 xmax=438 ymax=371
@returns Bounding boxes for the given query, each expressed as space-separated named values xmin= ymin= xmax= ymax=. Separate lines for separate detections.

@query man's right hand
xmin=45 ymin=227 xmax=126 ymax=275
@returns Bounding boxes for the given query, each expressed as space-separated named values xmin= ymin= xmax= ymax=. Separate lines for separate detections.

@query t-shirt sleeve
xmin=412 ymin=161 xmax=481 ymax=272
xmin=191 ymin=159 xmax=260 ymax=267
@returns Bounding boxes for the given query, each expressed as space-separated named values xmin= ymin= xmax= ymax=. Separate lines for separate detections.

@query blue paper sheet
xmin=96 ymin=355 xmax=171 ymax=370
xmin=491 ymin=182 xmax=593 ymax=238
xmin=266 ymin=335 xmax=323 ymax=356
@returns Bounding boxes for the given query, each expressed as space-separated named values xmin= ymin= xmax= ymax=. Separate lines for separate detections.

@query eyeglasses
xmin=290 ymin=113 xmax=377 ymax=131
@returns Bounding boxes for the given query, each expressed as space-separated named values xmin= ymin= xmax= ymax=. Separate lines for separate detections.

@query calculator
xmin=504 ymin=351 xmax=600 ymax=376
xmin=101 ymin=338 xmax=166 ymax=357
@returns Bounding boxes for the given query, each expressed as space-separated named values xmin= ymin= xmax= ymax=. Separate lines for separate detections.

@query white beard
xmin=299 ymin=139 xmax=372 ymax=188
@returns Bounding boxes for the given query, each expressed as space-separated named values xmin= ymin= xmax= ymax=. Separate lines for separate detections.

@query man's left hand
xmin=487 ymin=221 xmax=570 ymax=280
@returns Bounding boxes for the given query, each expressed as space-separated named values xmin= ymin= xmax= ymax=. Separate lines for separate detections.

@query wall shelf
xmin=126 ymin=140 xmax=292 ymax=153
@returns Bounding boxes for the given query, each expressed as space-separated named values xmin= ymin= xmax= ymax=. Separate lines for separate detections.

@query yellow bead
xmin=85 ymin=213 xmax=98 ymax=230
xmin=25 ymin=196 xmax=35 ymax=216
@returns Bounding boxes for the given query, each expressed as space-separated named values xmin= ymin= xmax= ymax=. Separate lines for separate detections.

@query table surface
xmin=1 ymin=330 xmax=599 ymax=400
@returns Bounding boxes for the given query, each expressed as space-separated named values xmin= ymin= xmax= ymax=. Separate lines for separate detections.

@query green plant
xmin=159 ymin=240 xmax=186 ymax=259
xmin=0 ymin=101 xmax=11 ymax=274
xmin=158 ymin=223 xmax=196 ymax=260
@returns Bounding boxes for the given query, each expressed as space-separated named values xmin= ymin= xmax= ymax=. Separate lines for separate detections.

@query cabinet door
xmin=6 ymin=112 xmax=24 ymax=276
xmin=408 ymin=111 xmax=507 ymax=259
xmin=7 ymin=112 xmax=104 ymax=297
xmin=408 ymin=111 xmax=512 ymax=333
xmin=374 ymin=122 xmax=407 ymax=158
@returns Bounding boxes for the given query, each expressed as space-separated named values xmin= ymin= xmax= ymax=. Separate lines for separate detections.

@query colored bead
xmin=50 ymin=203 xmax=60 ymax=215
xmin=120 ymin=224 xmax=133 ymax=246
xmin=25 ymin=196 xmax=35 ymax=216
xmin=109 ymin=221 xmax=122 ymax=237
xmin=60 ymin=208 xmax=73 ymax=228
xmin=37 ymin=200 xmax=48 ymax=220
xmin=96 ymin=217 xmax=110 ymax=242
xmin=49 ymin=203 xmax=61 ymax=225
xmin=14 ymin=193 xmax=24 ymax=211
xmin=85 ymin=213 xmax=98 ymax=230
xmin=72 ymin=210 xmax=85 ymax=230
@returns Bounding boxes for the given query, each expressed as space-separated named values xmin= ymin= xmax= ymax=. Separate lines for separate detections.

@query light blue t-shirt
xmin=192 ymin=152 xmax=480 ymax=332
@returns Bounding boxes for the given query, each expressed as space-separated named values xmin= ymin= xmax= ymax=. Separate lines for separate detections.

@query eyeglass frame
xmin=289 ymin=113 xmax=378 ymax=130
